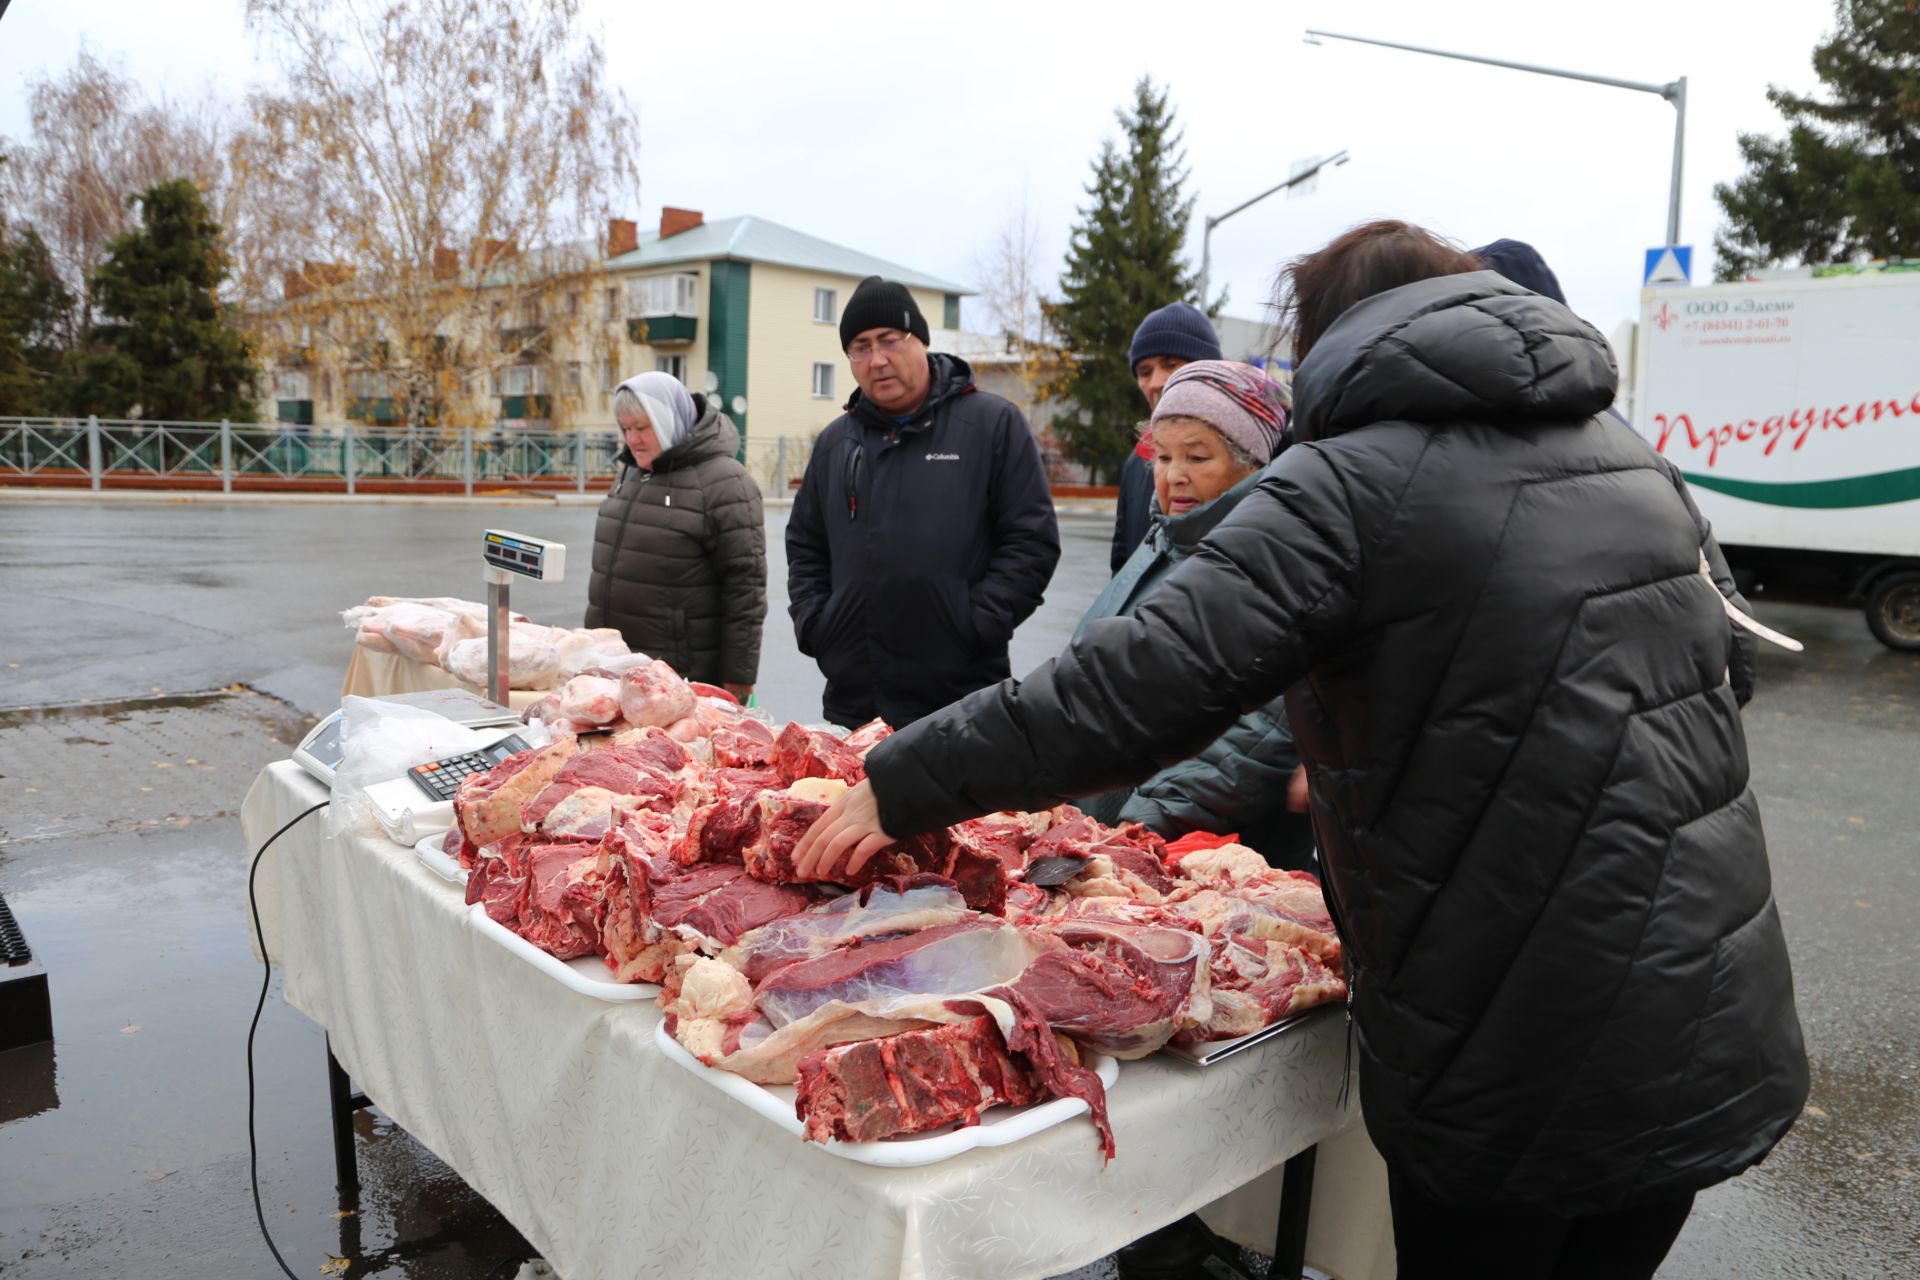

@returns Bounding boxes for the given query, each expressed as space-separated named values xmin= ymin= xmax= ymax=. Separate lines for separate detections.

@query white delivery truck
xmin=1629 ymin=267 xmax=1920 ymax=650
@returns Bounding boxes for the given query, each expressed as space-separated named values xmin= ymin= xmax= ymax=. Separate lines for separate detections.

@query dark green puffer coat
xmin=584 ymin=397 xmax=766 ymax=685
xmin=865 ymin=272 xmax=1806 ymax=1216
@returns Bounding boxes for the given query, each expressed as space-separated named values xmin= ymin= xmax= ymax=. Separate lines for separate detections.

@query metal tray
xmin=1161 ymin=1004 xmax=1339 ymax=1067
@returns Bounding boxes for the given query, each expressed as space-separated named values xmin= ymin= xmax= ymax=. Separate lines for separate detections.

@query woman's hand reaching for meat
xmin=792 ymin=778 xmax=897 ymax=882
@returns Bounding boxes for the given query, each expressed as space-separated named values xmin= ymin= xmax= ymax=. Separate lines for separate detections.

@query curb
xmin=1 ymin=487 xmax=1109 ymax=516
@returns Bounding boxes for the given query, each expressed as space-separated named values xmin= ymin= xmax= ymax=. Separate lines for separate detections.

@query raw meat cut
xmin=445 ymin=626 xmax=563 ymax=691
xmin=1012 ymin=920 xmax=1211 ymax=1058
xmin=753 ymin=916 xmax=1038 ymax=1029
xmin=619 ymin=660 xmax=696 ymax=728
xmin=773 ymin=722 xmax=865 ymax=786
xmin=794 ymin=1015 xmax=1049 ymax=1144
xmin=841 ymin=718 xmax=894 ymax=755
xmin=555 ymin=674 xmax=623 ymax=726
xmin=599 ymin=810 xmax=681 ymax=982
xmin=519 ymin=840 xmax=604 ymax=959
xmin=520 ymin=738 xmax=694 ymax=836
xmin=553 ymin=628 xmax=630 ymax=682
xmin=740 ymin=777 xmax=847 ymax=882
xmin=1173 ymin=941 xmax=1346 ymax=1046
xmin=699 ymin=704 xmax=777 ymax=768
xmin=676 ymin=768 xmax=780 ymax=865
xmin=722 ymin=876 xmax=974 ymax=983
xmin=453 ymin=738 xmax=578 ymax=848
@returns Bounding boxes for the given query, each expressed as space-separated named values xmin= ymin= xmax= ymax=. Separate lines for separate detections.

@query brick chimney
xmin=660 ymin=207 xmax=704 ymax=239
xmin=606 ymin=217 xmax=638 ymax=257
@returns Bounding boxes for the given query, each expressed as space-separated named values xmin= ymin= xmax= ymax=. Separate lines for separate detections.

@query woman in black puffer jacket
xmin=797 ymin=222 xmax=1807 ymax=1279
xmin=585 ymin=372 xmax=766 ymax=696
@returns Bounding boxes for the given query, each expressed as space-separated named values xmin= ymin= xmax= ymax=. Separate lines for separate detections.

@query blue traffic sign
xmin=1644 ymin=245 xmax=1693 ymax=286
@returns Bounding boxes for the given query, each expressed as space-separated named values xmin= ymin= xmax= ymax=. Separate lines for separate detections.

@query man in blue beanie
xmin=1471 ymin=238 xmax=1569 ymax=305
xmin=1110 ymin=302 xmax=1224 ymax=573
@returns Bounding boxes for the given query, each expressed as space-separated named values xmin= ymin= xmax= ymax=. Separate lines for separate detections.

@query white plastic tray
xmin=653 ymin=1017 xmax=1120 ymax=1167
xmin=467 ymin=902 xmax=659 ymax=1002
xmin=413 ymin=833 xmax=468 ymax=884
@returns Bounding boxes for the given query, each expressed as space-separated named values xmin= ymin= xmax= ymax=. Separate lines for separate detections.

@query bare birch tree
xmin=235 ymin=0 xmax=640 ymax=432
xmin=974 ymin=194 xmax=1072 ymax=472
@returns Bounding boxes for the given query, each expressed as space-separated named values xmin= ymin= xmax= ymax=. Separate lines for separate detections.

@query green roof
xmin=607 ymin=216 xmax=972 ymax=295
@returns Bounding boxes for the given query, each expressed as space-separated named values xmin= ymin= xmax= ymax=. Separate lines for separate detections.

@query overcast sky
xmin=2 ymin=0 xmax=1838 ymax=340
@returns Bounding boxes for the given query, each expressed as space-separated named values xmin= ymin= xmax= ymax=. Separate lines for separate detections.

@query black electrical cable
xmin=246 ymin=799 xmax=330 ymax=1280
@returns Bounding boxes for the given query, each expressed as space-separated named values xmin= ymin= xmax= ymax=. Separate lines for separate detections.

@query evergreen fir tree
xmin=1048 ymin=77 xmax=1199 ymax=481
xmin=83 ymin=178 xmax=259 ymax=420
xmin=0 ymin=225 xmax=75 ymax=416
xmin=1714 ymin=0 xmax=1920 ymax=279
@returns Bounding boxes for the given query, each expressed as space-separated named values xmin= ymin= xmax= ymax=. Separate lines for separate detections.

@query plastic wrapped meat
xmin=373 ymin=602 xmax=467 ymax=664
xmin=753 ymin=916 xmax=1039 ymax=1029
xmin=722 ymin=875 xmax=974 ymax=982
xmin=553 ymin=628 xmax=631 ymax=681
xmin=444 ymin=625 xmax=563 ymax=691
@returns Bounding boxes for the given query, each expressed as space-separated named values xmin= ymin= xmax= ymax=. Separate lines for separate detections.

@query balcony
xmin=627 ymin=314 xmax=697 ymax=347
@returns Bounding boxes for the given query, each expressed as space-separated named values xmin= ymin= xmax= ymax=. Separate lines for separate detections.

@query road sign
xmin=1645 ymin=245 xmax=1693 ymax=286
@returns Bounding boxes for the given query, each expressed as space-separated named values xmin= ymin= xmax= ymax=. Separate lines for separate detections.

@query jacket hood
xmin=846 ymin=351 xmax=976 ymax=424
xmin=619 ymin=394 xmax=741 ymax=471
xmin=1290 ymin=271 xmax=1617 ymax=443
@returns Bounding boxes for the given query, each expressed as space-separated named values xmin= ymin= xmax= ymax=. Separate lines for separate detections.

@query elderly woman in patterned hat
xmin=1073 ymin=360 xmax=1315 ymax=871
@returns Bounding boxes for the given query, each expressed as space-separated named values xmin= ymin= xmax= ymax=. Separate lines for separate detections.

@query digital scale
xmin=294 ymin=530 xmax=569 ymax=844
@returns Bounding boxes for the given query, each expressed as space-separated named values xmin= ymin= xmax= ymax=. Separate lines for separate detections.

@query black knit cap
xmin=839 ymin=275 xmax=929 ymax=350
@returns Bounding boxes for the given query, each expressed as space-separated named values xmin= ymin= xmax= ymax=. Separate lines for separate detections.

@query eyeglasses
xmin=847 ymin=333 xmax=909 ymax=363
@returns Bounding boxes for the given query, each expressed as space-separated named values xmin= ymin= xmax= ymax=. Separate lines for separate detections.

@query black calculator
xmin=407 ymin=734 xmax=531 ymax=802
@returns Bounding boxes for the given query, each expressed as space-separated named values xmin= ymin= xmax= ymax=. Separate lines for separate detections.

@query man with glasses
xmin=787 ymin=275 xmax=1060 ymax=729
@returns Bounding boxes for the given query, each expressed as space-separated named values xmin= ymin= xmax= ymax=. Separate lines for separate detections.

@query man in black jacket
xmin=1110 ymin=302 xmax=1224 ymax=573
xmin=787 ymin=275 xmax=1060 ymax=729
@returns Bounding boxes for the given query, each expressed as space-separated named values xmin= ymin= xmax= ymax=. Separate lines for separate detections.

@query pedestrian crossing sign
xmin=1644 ymin=246 xmax=1693 ymax=286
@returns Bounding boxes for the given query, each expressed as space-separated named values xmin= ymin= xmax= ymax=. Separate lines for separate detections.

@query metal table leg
xmin=325 ymin=1035 xmax=371 ymax=1192
xmin=1272 ymin=1144 xmax=1318 ymax=1280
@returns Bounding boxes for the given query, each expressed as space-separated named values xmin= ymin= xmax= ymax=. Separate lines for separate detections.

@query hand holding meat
xmin=792 ymin=778 xmax=896 ymax=881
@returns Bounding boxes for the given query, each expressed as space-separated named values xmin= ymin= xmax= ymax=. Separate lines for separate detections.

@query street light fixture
xmin=1303 ymin=29 xmax=1687 ymax=247
xmin=1199 ymin=150 xmax=1350 ymax=303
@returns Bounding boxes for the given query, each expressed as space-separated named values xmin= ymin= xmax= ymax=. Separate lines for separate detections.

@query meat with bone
xmin=722 ymin=875 xmax=974 ymax=983
xmin=773 ymin=722 xmax=866 ymax=786
xmin=753 ymin=915 xmax=1038 ymax=1029
xmin=599 ymin=810 xmax=681 ymax=982
xmin=1173 ymin=941 xmax=1346 ymax=1046
xmin=675 ymin=767 xmax=779 ymax=865
xmin=795 ymin=1014 xmax=1051 ymax=1144
xmin=518 ymin=840 xmax=605 ymax=959
xmin=618 ymin=659 xmax=696 ymax=729
xmin=466 ymin=832 xmax=531 ymax=923
xmin=453 ymin=738 xmax=579 ymax=848
xmin=1011 ymin=920 xmax=1211 ymax=1058
xmin=841 ymin=718 xmax=894 ymax=755
xmin=698 ymin=703 xmax=778 ymax=768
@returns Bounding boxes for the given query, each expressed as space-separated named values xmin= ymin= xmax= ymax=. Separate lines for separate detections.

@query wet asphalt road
xmin=0 ymin=493 xmax=1916 ymax=1278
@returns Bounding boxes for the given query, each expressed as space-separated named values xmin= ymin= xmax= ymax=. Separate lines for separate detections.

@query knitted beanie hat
xmin=839 ymin=276 xmax=930 ymax=349
xmin=1150 ymin=360 xmax=1291 ymax=464
xmin=1128 ymin=301 xmax=1224 ymax=369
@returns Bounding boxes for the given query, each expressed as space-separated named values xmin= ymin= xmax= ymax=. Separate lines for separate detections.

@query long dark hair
xmin=1274 ymin=221 xmax=1482 ymax=365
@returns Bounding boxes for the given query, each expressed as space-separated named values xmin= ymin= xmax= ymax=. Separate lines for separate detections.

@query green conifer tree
xmin=81 ymin=178 xmax=259 ymax=420
xmin=1714 ymin=0 xmax=1920 ymax=279
xmin=0 ymin=225 xmax=75 ymax=415
xmin=1048 ymin=78 xmax=1199 ymax=481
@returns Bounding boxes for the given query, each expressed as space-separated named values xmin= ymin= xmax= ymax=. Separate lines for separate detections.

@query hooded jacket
xmin=786 ymin=351 xmax=1060 ymax=728
xmin=585 ymin=395 xmax=766 ymax=685
xmin=1077 ymin=467 xmax=1312 ymax=868
xmin=864 ymin=273 xmax=1806 ymax=1215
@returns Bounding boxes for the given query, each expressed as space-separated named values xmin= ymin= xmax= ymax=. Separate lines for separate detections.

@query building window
xmin=943 ymin=293 xmax=961 ymax=330
xmin=565 ymin=362 xmax=583 ymax=395
xmin=602 ymin=358 xmax=620 ymax=393
xmin=275 ymin=369 xmax=312 ymax=400
xmin=654 ymin=354 xmax=686 ymax=382
xmin=604 ymin=286 xmax=619 ymax=321
xmin=491 ymin=364 xmax=549 ymax=397
xmin=626 ymin=272 xmax=699 ymax=317
xmin=813 ymin=287 xmax=837 ymax=323
xmin=565 ymin=290 xmax=581 ymax=317
xmin=811 ymin=362 xmax=835 ymax=399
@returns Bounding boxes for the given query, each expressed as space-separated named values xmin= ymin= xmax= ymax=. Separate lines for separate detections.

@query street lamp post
xmin=1303 ymin=29 xmax=1687 ymax=246
xmin=1199 ymin=150 xmax=1350 ymax=303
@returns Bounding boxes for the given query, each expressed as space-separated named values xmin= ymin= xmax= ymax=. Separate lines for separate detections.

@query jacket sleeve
xmin=707 ymin=465 xmax=767 ymax=686
xmin=1111 ymin=453 xmax=1153 ymax=574
xmin=1115 ymin=694 xmax=1300 ymax=837
xmin=785 ymin=434 xmax=835 ymax=657
xmin=970 ymin=405 xmax=1063 ymax=647
xmin=868 ymin=445 xmax=1364 ymax=837
xmin=1661 ymin=457 xmax=1758 ymax=705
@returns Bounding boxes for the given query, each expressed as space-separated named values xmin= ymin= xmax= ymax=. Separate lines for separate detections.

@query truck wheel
xmin=1866 ymin=571 xmax=1920 ymax=651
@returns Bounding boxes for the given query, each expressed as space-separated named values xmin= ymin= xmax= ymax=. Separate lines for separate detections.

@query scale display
xmin=483 ymin=530 xmax=566 ymax=582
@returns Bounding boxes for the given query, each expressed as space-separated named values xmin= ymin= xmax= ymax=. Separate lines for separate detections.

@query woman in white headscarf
xmin=584 ymin=371 xmax=766 ymax=698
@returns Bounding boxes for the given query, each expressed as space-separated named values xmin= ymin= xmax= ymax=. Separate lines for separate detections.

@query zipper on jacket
xmin=845 ymin=444 xmax=863 ymax=522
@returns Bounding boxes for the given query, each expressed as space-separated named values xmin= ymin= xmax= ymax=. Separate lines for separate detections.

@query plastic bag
xmin=444 ymin=624 xmax=563 ymax=691
xmin=324 ymin=695 xmax=491 ymax=838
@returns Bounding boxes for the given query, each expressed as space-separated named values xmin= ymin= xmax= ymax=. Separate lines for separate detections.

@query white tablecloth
xmin=242 ymin=760 xmax=1386 ymax=1280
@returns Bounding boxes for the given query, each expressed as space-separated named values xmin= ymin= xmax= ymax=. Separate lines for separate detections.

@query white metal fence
xmin=0 ymin=417 xmax=812 ymax=498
